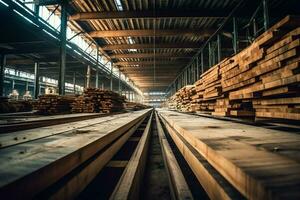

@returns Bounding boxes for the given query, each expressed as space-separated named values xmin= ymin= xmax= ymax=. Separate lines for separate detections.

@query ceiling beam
xmin=6 ymin=59 xmax=79 ymax=65
xmin=116 ymin=61 xmax=187 ymax=66
xmin=69 ymin=10 xmax=230 ymax=20
xmin=102 ymin=43 xmax=202 ymax=50
xmin=90 ymin=29 xmax=215 ymax=38
xmin=110 ymin=53 xmax=194 ymax=59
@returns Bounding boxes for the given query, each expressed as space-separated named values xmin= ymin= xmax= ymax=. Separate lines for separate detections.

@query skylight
xmin=128 ymin=36 xmax=137 ymax=52
xmin=114 ymin=0 xmax=123 ymax=11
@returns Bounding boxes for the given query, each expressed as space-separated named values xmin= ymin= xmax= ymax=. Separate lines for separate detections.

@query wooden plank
xmin=158 ymin=109 xmax=300 ymax=200
xmin=48 ymin=113 xmax=148 ymax=199
xmin=0 ymin=109 xmax=152 ymax=199
xmin=155 ymin=112 xmax=193 ymax=200
xmin=0 ymin=112 xmax=126 ymax=148
xmin=106 ymin=161 xmax=129 ymax=168
xmin=159 ymin=111 xmax=244 ymax=200
xmin=110 ymin=112 xmax=153 ymax=200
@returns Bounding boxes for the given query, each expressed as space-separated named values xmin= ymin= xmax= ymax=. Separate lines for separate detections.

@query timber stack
xmin=166 ymin=15 xmax=300 ymax=120
xmin=72 ymin=88 xmax=125 ymax=113
xmin=34 ymin=94 xmax=76 ymax=115
xmin=124 ymin=102 xmax=150 ymax=111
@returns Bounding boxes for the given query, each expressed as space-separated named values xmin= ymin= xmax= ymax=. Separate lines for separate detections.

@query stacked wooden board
xmin=166 ymin=85 xmax=195 ymax=112
xmin=72 ymin=88 xmax=125 ymax=113
xmin=222 ymin=15 xmax=300 ymax=119
xmin=124 ymin=102 xmax=151 ymax=111
xmin=166 ymin=15 xmax=300 ymax=120
xmin=158 ymin=109 xmax=300 ymax=200
xmin=0 ymin=97 xmax=32 ymax=113
xmin=34 ymin=94 xmax=75 ymax=115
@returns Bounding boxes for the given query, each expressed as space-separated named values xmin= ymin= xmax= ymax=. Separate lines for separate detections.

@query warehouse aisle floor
xmin=142 ymin=117 xmax=171 ymax=200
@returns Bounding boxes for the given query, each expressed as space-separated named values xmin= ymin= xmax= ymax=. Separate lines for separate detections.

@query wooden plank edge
xmin=109 ymin=111 xmax=153 ymax=200
xmin=47 ymin=111 xmax=151 ymax=199
xmin=158 ymin=111 xmax=245 ymax=200
xmin=155 ymin=111 xmax=194 ymax=200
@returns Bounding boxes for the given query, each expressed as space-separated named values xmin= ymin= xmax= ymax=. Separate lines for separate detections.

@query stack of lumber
xmin=34 ymin=94 xmax=75 ymax=115
xmin=166 ymin=15 xmax=300 ymax=120
xmin=221 ymin=15 xmax=300 ymax=119
xmin=199 ymin=63 xmax=222 ymax=112
xmin=72 ymin=88 xmax=125 ymax=113
xmin=124 ymin=102 xmax=151 ymax=111
xmin=165 ymin=85 xmax=195 ymax=112
xmin=0 ymin=97 xmax=32 ymax=113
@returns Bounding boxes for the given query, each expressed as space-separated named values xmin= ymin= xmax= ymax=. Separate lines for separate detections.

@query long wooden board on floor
xmin=157 ymin=109 xmax=300 ymax=200
xmin=155 ymin=112 xmax=194 ymax=200
xmin=0 ymin=109 xmax=152 ymax=199
xmin=0 ymin=112 xmax=127 ymax=148
xmin=110 ymin=112 xmax=153 ymax=200
xmin=0 ymin=112 xmax=111 ymax=133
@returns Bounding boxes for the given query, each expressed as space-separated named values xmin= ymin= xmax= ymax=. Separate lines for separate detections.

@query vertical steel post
xmin=208 ymin=42 xmax=212 ymax=67
xmin=196 ymin=57 xmax=199 ymax=80
xmin=34 ymin=2 xmax=39 ymax=15
xmin=12 ymin=80 xmax=15 ymax=90
xmin=262 ymin=0 xmax=269 ymax=31
xmin=0 ymin=55 xmax=6 ymax=96
xmin=95 ymin=71 xmax=99 ymax=88
xmin=110 ymin=61 xmax=113 ymax=91
xmin=217 ymin=34 xmax=221 ymax=62
xmin=118 ymin=70 xmax=121 ymax=94
xmin=86 ymin=65 xmax=91 ymax=88
xmin=34 ymin=62 xmax=40 ymax=99
xmin=95 ymin=45 xmax=99 ymax=88
xmin=25 ymin=81 xmax=29 ymax=91
xmin=73 ymin=72 xmax=76 ymax=94
xmin=58 ymin=1 xmax=67 ymax=95
xmin=233 ymin=17 xmax=238 ymax=54
xmin=201 ymin=51 xmax=204 ymax=74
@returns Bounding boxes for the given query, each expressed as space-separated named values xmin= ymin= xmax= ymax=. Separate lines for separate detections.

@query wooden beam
xmin=116 ymin=61 xmax=187 ymax=66
xmin=102 ymin=43 xmax=201 ymax=50
xmin=69 ymin=10 xmax=230 ymax=20
xmin=90 ymin=29 xmax=215 ymax=38
xmin=110 ymin=53 xmax=194 ymax=59
xmin=110 ymin=113 xmax=153 ymax=199
xmin=0 ymin=110 xmax=151 ymax=199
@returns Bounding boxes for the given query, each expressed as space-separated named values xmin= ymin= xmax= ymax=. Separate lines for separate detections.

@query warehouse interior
xmin=1 ymin=0 xmax=300 ymax=199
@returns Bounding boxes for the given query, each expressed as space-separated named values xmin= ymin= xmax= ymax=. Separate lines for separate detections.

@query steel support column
xmin=12 ymin=80 xmax=15 ymax=90
xmin=0 ymin=55 xmax=6 ymax=96
xmin=110 ymin=61 xmax=113 ymax=91
xmin=201 ymin=51 xmax=204 ymax=74
xmin=217 ymin=34 xmax=222 ymax=62
xmin=86 ymin=65 xmax=91 ymax=88
xmin=58 ymin=0 xmax=67 ymax=95
xmin=118 ymin=70 xmax=121 ymax=94
xmin=25 ymin=81 xmax=29 ymax=91
xmin=34 ymin=2 xmax=39 ymax=15
xmin=233 ymin=17 xmax=238 ymax=54
xmin=73 ymin=72 xmax=76 ymax=94
xmin=34 ymin=62 xmax=40 ymax=99
xmin=208 ymin=42 xmax=212 ymax=67
xmin=95 ymin=45 xmax=99 ymax=88
xmin=262 ymin=0 xmax=269 ymax=31
xmin=95 ymin=71 xmax=99 ymax=88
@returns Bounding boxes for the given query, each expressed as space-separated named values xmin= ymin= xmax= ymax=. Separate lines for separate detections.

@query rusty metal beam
xmin=102 ymin=43 xmax=202 ymax=50
xmin=69 ymin=10 xmax=230 ymax=20
xmin=110 ymin=53 xmax=193 ymax=59
xmin=90 ymin=29 xmax=215 ymax=38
